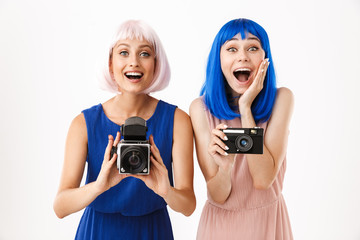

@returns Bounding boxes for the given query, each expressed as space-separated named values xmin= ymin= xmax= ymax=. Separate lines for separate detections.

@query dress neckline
xmin=99 ymin=100 xmax=162 ymax=127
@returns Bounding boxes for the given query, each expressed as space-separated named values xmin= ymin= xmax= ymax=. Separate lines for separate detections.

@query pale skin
xmin=54 ymin=38 xmax=196 ymax=218
xmin=190 ymin=33 xmax=294 ymax=204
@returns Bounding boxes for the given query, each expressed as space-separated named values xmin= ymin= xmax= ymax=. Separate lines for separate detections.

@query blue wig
xmin=200 ymin=18 xmax=277 ymax=123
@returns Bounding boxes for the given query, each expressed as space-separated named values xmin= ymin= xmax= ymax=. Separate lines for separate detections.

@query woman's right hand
xmin=208 ymin=123 xmax=236 ymax=173
xmin=95 ymin=132 xmax=127 ymax=193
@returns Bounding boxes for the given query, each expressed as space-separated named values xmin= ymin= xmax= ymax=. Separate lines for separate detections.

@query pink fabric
xmin=197 ymin=103 xmax=293 ymax=240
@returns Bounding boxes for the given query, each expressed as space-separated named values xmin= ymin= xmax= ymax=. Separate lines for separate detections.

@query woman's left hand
xmin=131 ymin=135 xmax=171 ymax=198
xmin=238 ymin=58 xmax=270 ymax=110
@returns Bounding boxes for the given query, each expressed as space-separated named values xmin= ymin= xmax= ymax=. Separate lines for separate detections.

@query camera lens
xmin=235 ymin=134 xmax=253 ymax=152
xmin=121 ymin=146 xmax=147 ymax=174
xmin=240 ymin=139 xmax=248 ymax=147
xmin=129 ymin=152 xmax=141 ymax=166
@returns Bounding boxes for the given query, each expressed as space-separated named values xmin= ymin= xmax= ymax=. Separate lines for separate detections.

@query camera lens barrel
xmin=120 ymin=146 xmax=148 ymax=174
xmin=235 ymin=134 xmax=253 ymax=152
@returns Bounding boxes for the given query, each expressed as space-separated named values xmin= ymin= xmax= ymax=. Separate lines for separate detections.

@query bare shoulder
xmin=189 ymin=97 xmax=204 ymax=117
xmin=70 ymin=113 xmax=86 ymax=130
xmin=67 ymin=113 xmax=87 ymax=141
xmin=268 ymin=87 xmax=294 ymax=126
xmin=276 ymin=87 xmax=294 ymax=104
xmin=174 ymin=107 xmax=190 ymax=121
xmin=173 ymin=107 xmax=192 ymax=132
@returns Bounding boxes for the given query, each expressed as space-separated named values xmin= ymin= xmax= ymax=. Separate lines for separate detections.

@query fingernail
xmin=261 ymin=69 xmax=264 ymax=72
xmin=224 ymin=152 xmax=228 ymax=156
xmin=223 ymin=125 xmax=228 ymax=128
xmin=265 ymin=58 xmax=269 ymax=62
xmin=224 ymin=136 xmax=228 ymax=141
xmin=225 ymin=146 xmax=229 ymax=150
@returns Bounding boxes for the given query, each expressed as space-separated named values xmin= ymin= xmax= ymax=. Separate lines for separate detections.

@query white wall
xmin=1 ymin=0 xmax=360 ymax=239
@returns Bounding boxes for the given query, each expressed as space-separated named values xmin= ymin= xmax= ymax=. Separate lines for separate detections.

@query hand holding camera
xmin=208 ymin=124 xmax=264 ymax=173
xmin=95 ymin=132 xmax=127 ymax=193
xmin=208 ymin=124 xmax=237 ymax=173
xmin=110 ymin=116 xmax=171 ymax=198
xmin=221 ymin=127 xmax=263 ymax=154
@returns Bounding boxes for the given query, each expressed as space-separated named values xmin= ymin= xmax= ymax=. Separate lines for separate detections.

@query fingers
xmin=104 ymin=135 xmax=114 ymax=161
xmin=255 ymin=58 xmax=270 ymax=86
xmin=113 ymin=131 xmax=121 ymax=146
xmin=209 ymin=124 xmax=229 ymax=156
xmin=212 ymin=128 xmax=228 ymax=141
xmin=209 ymin=135 xmax=229 ymax=156
xmin=149 ymin=135 xmax=164 ymax=165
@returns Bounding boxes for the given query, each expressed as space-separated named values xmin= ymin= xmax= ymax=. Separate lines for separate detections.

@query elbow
xmin=53 ymin=207 xmax=65 ymax=219
xmin=253 ymin=179 xmax=273 ymax=190
xmin=53 ymin=199 xmax=67 ymax=219
xmin=183 ymin=196 xmax=196 ymax=217
xmin=211 ymin=197 xmax=227 ymax=205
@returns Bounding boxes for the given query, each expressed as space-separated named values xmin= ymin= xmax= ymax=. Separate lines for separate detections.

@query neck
xmin=104 ymin=92 xmax=157 ymax=124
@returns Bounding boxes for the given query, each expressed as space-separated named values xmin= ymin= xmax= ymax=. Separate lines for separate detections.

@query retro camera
xmin=221 ymin=127 xmax=264 ymax=154
xmin=111 ymin=116 xmax=150 ymax=175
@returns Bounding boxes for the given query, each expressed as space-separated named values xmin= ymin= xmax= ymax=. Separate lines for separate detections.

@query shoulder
xmin=189 ymin=97 xmax=205 ymax=117
xmin=67 ymin=113 xmax=87 ymax=143
xmin=189 ymin=97 xmax=210 ymax=131
xmin=71 ymin=113 xmax=86 ymax=128
xmin=268 ymin=87 xmax=294 ymax=126
xmin=174 ymin=107 xmax=191 ymax=129
xmin=276 ymin=87 xmax=294 ymax=105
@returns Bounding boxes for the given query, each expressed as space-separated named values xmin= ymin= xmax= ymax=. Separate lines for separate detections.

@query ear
xmin=108 ymin=55 xmax=115 ymax=81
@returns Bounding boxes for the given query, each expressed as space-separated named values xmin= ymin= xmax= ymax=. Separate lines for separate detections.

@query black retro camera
xmin=221 ymin=127 xmax=264 ymax=154
xmin=111 ymin=116 xmax=150 ymax=175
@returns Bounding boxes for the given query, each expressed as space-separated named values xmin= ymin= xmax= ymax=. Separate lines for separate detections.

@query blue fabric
xmin=75 ymin=100 xmax=176 ymax=239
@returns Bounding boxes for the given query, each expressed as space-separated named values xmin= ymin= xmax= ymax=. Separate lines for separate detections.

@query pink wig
xmin=99 ymin=20 xmax=170 ymax=94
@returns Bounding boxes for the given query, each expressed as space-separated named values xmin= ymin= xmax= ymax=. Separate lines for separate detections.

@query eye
xmin=139 ymin=51 xmax=151 ymax=57
xmin=248 ymin=46 xmax=259 ymax=51
xmin=119 ymin=50 xmax=129 ymax=56
xmin=227 ymin=47 xmax=237 ymax=52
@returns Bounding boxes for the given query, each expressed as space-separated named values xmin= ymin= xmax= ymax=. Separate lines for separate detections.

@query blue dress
xmin=75 ymin=100 xmax=177 ymax=240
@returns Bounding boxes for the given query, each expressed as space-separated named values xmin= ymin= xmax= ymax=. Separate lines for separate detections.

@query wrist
xmin=93 ymin=180 xmax=107 ymax=196
xmin=161 ymin=185 xmax=173 ymax=201
xmin=239 ymin=104 xmax=251 ymax=116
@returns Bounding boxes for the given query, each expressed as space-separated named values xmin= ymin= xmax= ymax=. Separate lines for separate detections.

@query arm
xmin=53 ymin=114 xmax=124 ymax=218
xmin=133 ymin=109 xmax=196 ymax=216
xmin=240 ymin=87 xmax=294 ymax=189
xmin=189 ymin=98 xmax=235 ymax=204
xmin=163 ymin=108 xmax=196 ymax=216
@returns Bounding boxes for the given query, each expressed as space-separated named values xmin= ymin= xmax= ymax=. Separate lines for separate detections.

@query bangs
xmin=111 ymin=21 xmax=157 ymax=53
xmin=220 ymin=19 xmax=265 ymax=50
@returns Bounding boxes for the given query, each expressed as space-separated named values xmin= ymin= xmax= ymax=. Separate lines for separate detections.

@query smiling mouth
xmin=233 ymin=68 xmax=251 ymax=82
xmin=125 ymin=72 xmax=143 ymax=80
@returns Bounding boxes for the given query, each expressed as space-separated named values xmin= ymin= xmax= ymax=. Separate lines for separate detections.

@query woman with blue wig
xmin=190 ymin=18 xmax=293 ymax=239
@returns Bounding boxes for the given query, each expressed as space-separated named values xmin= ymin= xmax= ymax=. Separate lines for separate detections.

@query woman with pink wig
xmin=53 ymin=20 xmax=196 ymax=239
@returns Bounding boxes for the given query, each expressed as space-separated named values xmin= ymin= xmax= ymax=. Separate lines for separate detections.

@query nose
xmin=237 ymin=49 xmax=249 ymax=62
xmin=129 ymin=54 xmax=139 ymax=67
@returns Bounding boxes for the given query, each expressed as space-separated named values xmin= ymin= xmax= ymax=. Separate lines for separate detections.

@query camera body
xmin=221 ymin=127 xmax=263 ymax=154
xmin=111 ymin=116 xmax=150 ymax=175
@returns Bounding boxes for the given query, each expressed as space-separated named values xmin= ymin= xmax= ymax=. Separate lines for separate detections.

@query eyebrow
xmin=226 ymin=36 xmax=261 ymax=43
xmin=114 ymin=43 xmax=153 ymax=50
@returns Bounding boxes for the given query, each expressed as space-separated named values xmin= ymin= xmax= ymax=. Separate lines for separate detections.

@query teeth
xmin=125 ymin=72 xmax=142 ymax=76
xmin=234 ymin=68 xmax=251 ymax=72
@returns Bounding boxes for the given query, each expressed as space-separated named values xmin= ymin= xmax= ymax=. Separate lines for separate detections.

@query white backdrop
xmin=1 ymin=0 xmax=360 ymax=239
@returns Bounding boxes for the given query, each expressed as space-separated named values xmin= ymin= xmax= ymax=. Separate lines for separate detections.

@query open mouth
xmin=233 ymin=68 xmax=251 ymax=82
xmin=124 ymin=72 xmax=143 ymax=80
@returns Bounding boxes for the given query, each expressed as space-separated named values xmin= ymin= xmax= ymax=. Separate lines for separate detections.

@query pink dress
xmin=197 ymin=104 xmax=293 ymax=240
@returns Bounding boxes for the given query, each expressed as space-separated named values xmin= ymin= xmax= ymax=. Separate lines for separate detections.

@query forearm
xmin=162 ymin=187 xmax=196 ymax=216
xmin=206 ymin=167 xmax=232 ymax=204
xmin=53 ymin=181 xmax=102 ymax=219
xmin=240 ymin=107 xmax=276 ymax=189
